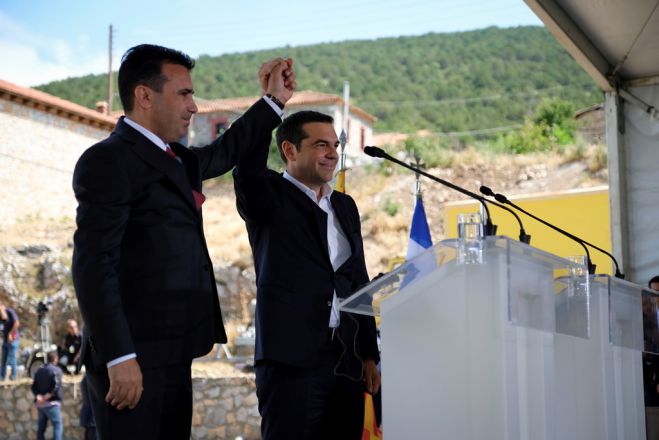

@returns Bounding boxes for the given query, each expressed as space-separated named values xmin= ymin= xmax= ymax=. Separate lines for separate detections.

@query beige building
xmin=190 ymin=90 xmax=376 ymax=161
xmin=0 ymin=79 xmax=115 ymax=227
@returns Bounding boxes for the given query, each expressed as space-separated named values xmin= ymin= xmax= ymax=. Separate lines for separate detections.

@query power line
xmin=383 ymin=123 xmax=524 ymax=137
xmin=358 ymin=85 xmax=570 ymax=107
xmin=435 ymin=124 xmax=523 ymax=137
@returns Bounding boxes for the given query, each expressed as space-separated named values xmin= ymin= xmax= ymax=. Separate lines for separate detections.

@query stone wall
xmin=0 ymin=98 xmax=111 ymax=229
xmin=191 ymin=376 xmax=260 ymax=439
xmin=0 ymin=374 xmax=260 ymax=440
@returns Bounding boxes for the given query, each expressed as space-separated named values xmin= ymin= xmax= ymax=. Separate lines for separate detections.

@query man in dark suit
xmin=234 ymin=110 xmax=381 ymax=440
xmin=72 ymin=44 xmax=295 ymax=439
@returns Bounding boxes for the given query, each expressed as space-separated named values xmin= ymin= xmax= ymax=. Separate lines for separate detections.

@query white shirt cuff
xmin=262 ymin=96 xmax=284 ymax=118
xmin=106 ymin=353 xmax=137 ymax=368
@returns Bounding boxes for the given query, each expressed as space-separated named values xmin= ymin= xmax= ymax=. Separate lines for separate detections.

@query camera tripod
xmin=24 ymin=308 xmax=57 ymax=378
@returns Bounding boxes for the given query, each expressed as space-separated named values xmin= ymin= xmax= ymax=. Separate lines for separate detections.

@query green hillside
xmin=37 ymin=26 xmax=601 ymax=134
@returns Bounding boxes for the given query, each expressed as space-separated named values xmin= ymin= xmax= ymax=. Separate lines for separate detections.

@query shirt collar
xmin=123 ymin=117 xmax=169 ymax=152
xmin=282 ymin=170 xmax=333 ymax=203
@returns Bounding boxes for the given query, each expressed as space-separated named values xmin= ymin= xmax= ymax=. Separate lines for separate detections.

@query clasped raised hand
xmin=259 ymin=57 xmax=297 ymax=104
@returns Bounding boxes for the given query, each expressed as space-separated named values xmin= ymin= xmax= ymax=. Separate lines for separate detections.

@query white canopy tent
xmin=524 ymin=0 xmax=659 ymax=283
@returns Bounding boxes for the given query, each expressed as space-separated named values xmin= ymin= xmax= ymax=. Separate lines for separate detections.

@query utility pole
xmin=342 ymin=80 xmax=350 ymax=141
xmin=107 ymin=24 xmax=114 ymax=115
xmin=335 ymin=81 xmax=350 ymax=193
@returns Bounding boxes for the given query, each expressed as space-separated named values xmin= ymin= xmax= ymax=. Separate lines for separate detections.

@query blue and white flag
xmin=406 ymin=196 xmax=433 ymax=260
xmin=401 ymin=196 xmax=434 ymax=288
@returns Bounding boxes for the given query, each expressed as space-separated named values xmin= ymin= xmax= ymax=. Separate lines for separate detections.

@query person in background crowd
xmin=0 ymin=301 xmax=20 ymax=381
xmin=32 ymin=351 xmax=64 ymax=440
xmin=80 ymin=374 xmax=97 ymax=440
xmin=644 ymin=276 xmax=659 ymax=440
xmin=59 ymin=318 xmax=82 ymax=374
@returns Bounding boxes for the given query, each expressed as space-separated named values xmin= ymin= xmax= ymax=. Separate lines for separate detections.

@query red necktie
xmin=165 ymin=146 xmax=206 ymax=211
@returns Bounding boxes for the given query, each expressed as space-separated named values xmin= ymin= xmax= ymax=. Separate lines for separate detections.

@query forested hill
xmin=37 ymin=26 xmax=601 ymax=133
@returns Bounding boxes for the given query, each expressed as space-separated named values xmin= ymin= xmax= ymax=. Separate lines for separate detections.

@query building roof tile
xmin=0 ymin=79 xmax=117 ymax=131
xmin=196 ymin=90 xmax=377 ymax=122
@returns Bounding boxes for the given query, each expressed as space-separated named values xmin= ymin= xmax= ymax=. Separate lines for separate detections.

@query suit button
xmin=203 ymin=264 xmax=210 ymax=271
xmin=327 ymin=301 xmax=332 ymax=307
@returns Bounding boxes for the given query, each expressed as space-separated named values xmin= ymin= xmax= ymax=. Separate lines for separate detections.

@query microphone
xmin=479 ymin=186 xmax=531 ymax=244
xmin=363 ymin=146 xmax=386 ymax=158
xmin=484 ymin=186 xmax=624 ymax=278
xmin=365 ymin=146 xmax=508 ymax=238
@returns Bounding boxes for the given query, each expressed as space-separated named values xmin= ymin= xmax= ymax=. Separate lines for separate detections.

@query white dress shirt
xmin=282 ymin=171 xmax=351 ymax=328
xmin=123 ymin=117 xmax=169 ymax=151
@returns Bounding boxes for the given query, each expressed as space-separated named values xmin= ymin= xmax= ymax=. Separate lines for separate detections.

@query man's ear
xmin=282 ymin=140 xmax=297 ymax=163
xmin=133 ymin=85 xmax=152 ymax=110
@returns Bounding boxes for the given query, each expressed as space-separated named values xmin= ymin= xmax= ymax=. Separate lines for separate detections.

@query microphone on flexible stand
xmin=479 ymin=186 xmax=531 ymax=244
xmin=365 ymin=145 xmax=506 ymax=238
xmin=481 ymin=186 xmax=624 ymax=278
xmin=364 ymin=146 xmax=495 ymax=234
xmin=480 ymin=185 xmax=594 ymax=272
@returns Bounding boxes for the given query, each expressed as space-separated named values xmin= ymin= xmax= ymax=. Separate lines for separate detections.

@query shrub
xmin=401 ymin=136 xmax=455 ymax=168
xmin=382 ymin=198 xmax=401 ymax=217
xmin=493 ymin=98 xmax=579 ymax=154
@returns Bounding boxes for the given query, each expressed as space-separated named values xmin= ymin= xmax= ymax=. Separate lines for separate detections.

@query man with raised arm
xmin=72 ymin=44 xmax=295 ymax=439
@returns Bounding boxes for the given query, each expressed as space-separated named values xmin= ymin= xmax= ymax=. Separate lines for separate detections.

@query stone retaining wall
xmin=0 ymin=99 xmax=110 ymax=229
xmin=0 ymin=374 xmax=260 ymax=439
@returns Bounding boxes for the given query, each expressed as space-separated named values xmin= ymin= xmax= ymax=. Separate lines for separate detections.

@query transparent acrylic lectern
xmin=555 ymin=274 xmax=650 ymax=440
xmin=340 ymin=237 xmax=647 ymax=440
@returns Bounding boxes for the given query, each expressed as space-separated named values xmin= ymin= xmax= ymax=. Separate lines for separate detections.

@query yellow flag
xmin=362 ymin=392 xmax=382 ymax=439
xmin=335 ymin=169 xmax=346 ymax=193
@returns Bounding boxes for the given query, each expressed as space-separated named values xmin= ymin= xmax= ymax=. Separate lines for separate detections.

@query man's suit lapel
xmin=115 ymin=119 xmax=198 ymax=214
xmin=331 ymin=193 xmax=357 ymax=254
xmin=311 ymin=202 xmax=331 ymax=263
xmin=281 ymin=177 xmax=332 ymax=266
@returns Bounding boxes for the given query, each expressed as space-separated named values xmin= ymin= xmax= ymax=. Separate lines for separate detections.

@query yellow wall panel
xmin=444 ymin=186 xmax=612 ymax=274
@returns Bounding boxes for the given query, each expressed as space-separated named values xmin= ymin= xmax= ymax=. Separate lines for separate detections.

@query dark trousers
xmin=86 ymin=362 xmax=193 ymax=440
xmin=84 ymin=427 xmax=98 ymax=440
xmin=255 ymin=336 xmax=365 ymax=440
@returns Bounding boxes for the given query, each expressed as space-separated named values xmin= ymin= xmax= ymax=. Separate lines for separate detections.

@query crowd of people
xmin=0 ymin=304 xmax=95 ymax=439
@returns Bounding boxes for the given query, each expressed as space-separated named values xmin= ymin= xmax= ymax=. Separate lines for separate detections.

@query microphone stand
xmin=479 ymin=188 xmax=531 ymax=244
xmin=365 ymin=146 xmax=524 ymax=240
xmin=483 ymin=187 xmax=623 ymax=278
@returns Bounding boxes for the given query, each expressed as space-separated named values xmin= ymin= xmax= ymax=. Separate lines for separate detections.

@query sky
xmin=0 ymin=0 xmax=542 ymax=87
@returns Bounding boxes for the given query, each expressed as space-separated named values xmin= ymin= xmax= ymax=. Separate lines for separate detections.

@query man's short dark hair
xmin=649 ymin=276 xmax=659 ymax=289
xmin=118 ymin=44 xmax=195 ymax=112
xmin=46 ymin=351 xmax=58 ymax=364
xmin=275 ymin=111 xmax=334 ymax=163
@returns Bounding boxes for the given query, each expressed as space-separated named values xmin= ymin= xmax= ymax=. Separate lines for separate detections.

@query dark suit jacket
xmin=233 ymin=141 xmax=379 ymax=376
xmin=72 ymin=99 xmax=280 ymax=371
